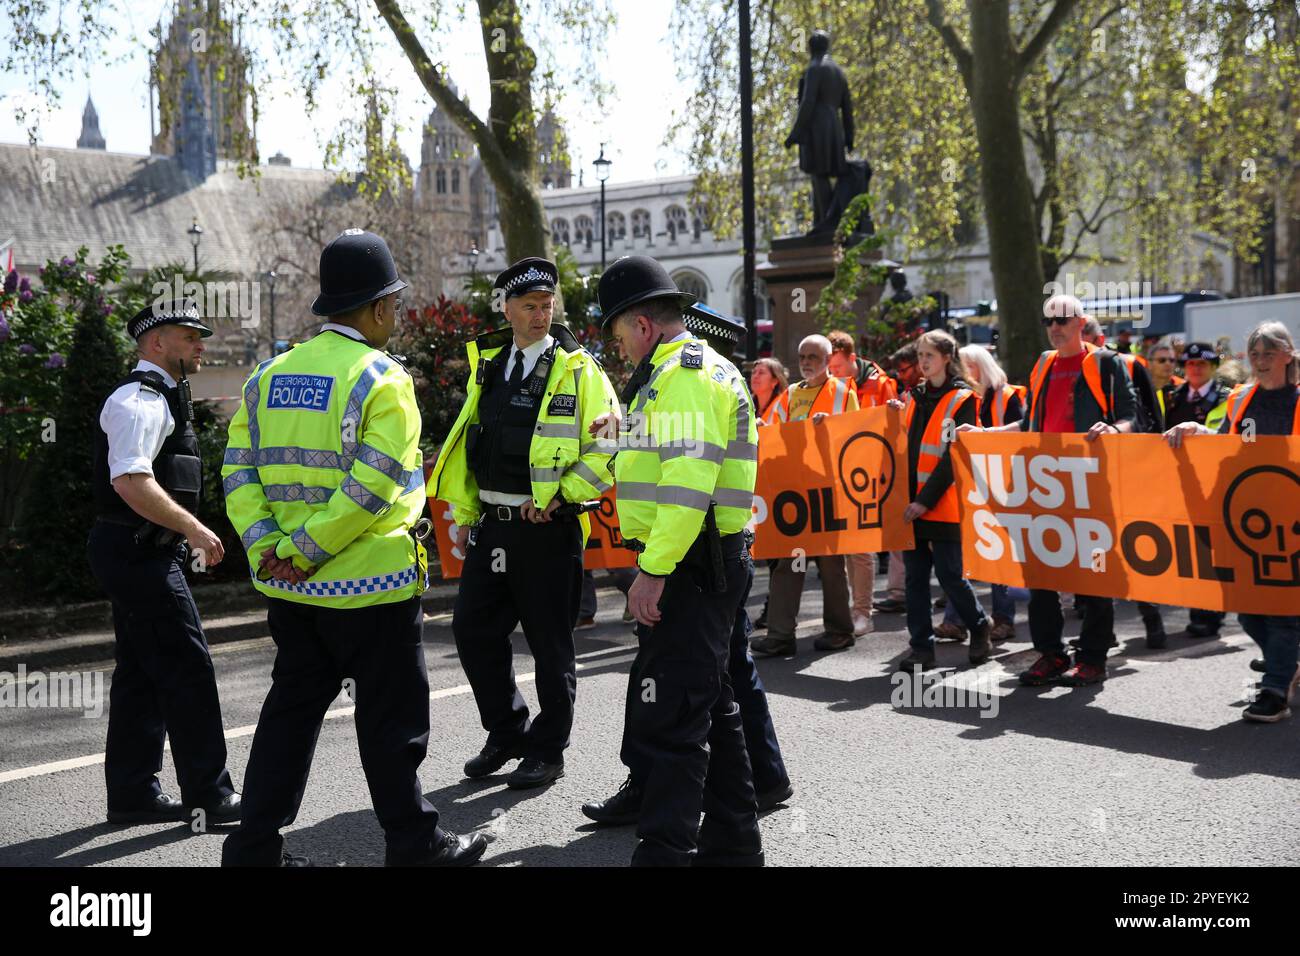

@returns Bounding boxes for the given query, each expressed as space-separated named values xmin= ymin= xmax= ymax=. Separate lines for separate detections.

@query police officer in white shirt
xmin=88 ymin=297 xmax=241 ymax=826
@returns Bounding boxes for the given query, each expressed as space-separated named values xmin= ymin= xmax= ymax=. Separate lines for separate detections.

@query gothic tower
xmin=76 ymin=96 xmax=106 ymax=150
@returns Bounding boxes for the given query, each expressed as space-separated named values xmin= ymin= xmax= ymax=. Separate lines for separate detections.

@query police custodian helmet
xmin=597 ymin=255 xmax=696 ymax=332
xmin=311 ymin=229 xmax=409 ymax=317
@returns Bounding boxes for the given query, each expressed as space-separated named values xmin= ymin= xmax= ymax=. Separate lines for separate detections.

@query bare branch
xmin=923 ymin=0 xmax=973 ymax=87
xmin=1017 ymin=0 xmax=1083 ymax=78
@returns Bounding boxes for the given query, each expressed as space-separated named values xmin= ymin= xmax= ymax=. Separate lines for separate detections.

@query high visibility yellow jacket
xmin=222 ymin=329 xmax=427 ymax=608
xmin=615 ymin=337 xmax=758 ymax=576
xmin=428 ymin=324 xmax=618 ymax=537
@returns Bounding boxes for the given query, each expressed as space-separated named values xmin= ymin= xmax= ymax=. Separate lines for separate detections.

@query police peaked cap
xmin=597 ymin=255 xmax=696 ymax=331
xmin=311 ymin=229 xmax=409 ymax=317
xmin=1180 ymin=341 xmax=1220 ymax=363
xmin=683 ymin=302 xmax=746 ymax=352
xmin=494 ymin=257 xmax=558 ymax=299
xmin=127 ymin=297 xmax=212 ymax=339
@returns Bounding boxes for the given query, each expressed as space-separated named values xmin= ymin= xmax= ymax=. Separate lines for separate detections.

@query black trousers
xmin=624 ymin=548 xmax=789 ymax=794
xmin=452 ymin=515 xmax=583 ymax=764
xmin=87 ymin=522 xmax=234 ymax=811
xmin=621 ymin=534 xmax=759 ymax=866
xmin=221 ymin=595 xmax=439 ymax=866
xmin=1029 ymin=589 xmax=1114 ymax=667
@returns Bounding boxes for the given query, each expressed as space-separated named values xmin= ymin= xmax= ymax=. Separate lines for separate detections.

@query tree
xmin=673 ymin=0 xmax=1297 ymax=382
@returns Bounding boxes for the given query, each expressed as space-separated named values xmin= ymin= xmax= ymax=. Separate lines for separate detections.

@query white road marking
xmin=0 ymin=644 xmax=636 ymax=785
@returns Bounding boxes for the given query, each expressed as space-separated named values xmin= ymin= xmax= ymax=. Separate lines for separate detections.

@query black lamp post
xmin=593 ymin=144 xmax=611 ymax=270
xmin=187 ymin=217 xmax=203 ymax=274
xmin=263 ymin=268 xmax=278 ymax=356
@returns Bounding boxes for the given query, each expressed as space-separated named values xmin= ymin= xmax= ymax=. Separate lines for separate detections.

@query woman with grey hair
xmin=1164 ymin=320 xmax=1300 ymax=722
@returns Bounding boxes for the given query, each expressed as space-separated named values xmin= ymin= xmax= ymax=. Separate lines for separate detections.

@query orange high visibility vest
xmin=770 ymin=374 xmax=856 ymax=422
xmin=842 ymin=360 xmax=898 ymax=408
xmin=1223 ymin=383 xmax=1300 ymax=434
xmin=903 ymin=387 xmax=975 ymax=523
xmin=976 ymin=383 xmax=1027 ymax=427
xmin=1027 ymin=342 xmax=1112 ymax=427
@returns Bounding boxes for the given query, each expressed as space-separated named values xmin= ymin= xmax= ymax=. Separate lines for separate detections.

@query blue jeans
xmin=944 ymin=583 xmax=1026 ymax=627
xmin=905 ymin=538 xmax=988 ymax=653
xmin=1237 ymin=614 xmax=1300 ymax=697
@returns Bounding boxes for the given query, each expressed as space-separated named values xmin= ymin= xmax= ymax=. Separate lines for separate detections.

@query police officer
xmin=1164 ymin=341 xmax=1232 ymax=639
xmin=430 ymin=257 xmax=618 ymax=789
xmin=89 ymin=297 xmax=241 ymax=826
xmin=220 ymin=229 xmax=485 ymax=867
xmin=581 ymin=303 xmax=793 ymax=828
xmin=596 ymin=256 xmax=763 ymax=866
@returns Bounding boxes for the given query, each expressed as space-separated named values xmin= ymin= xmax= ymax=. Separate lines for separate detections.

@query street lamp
xmin=187 ymin=218 xmax=203 ymax=274
xmin=593 ymin=144 xmax=611 ymax=270
xmin=263 ymin=268 xmax=278 ymax=357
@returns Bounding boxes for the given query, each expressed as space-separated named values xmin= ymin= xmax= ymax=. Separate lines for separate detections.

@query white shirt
xmin=479 ymin=335 xmax=556 ymax=507
xmin=1189 ymin=380 xmax=1214 ymax=402
xmin=100 ymin=361 xmax=177 ymax=480
xmin=503 ymin=334 xmax=554 ymax=382
xmin=319 ymin=322 xmax=368 ymax=344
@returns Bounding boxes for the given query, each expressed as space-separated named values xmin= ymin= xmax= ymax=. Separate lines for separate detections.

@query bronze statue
xmin=784 ymin=30 xmax=868 ymax=238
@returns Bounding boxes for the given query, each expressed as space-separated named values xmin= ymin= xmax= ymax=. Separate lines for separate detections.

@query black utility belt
xmin=623 ymin=531 xmax=745 ymax=557
xmin=479 ymin=504 xmax=577 ymax=523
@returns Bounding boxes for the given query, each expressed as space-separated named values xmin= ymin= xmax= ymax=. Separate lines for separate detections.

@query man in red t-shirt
xmin=958 ymin=294 xmax=1137 ymax=688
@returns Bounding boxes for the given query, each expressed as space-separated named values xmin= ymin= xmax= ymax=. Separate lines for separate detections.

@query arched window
xmin=451 ymin=168 xmax=461 ymax=194
xmin=436 ymin=167 xmax=446 ymax=194
xmin=730 ymin=273 xmax=769 ymax=323
xmin=672 ymin=270 xmax=708 ymax=305
xmin=551 ymin=218 xmax=570 ymax=246
xmin=691 ymin=206 xmax=709 ymax=240
xmin=606 ymin=210 xmax=626 ymax=241
xmin=631 ymin=208 xmax=651 ymax=239
xmin=574 ymin=215 xmax=594 ymax=248
xmin=664 ymin=205 xmax=689 ymax=241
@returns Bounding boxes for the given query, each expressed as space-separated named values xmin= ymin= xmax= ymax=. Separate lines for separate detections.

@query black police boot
xmin=1185 ymin=620 xmax=1220 ymax=638
xmin=194 ymin=792 xmax=242 ymax=826
xmin=1251 ymin=658 xmax=1266 ymax=673
xmin=385 ymin=828 xmax=488 ymax=867
xmin=581 ymin=775 xmax=642 ymax=826
xmin=693 ymin=819 xmax=765 ymax=867
xmin=1143 ymin=614 xmax=1167 ymax=650
xmin=463 ymin=744 xmax=516 ymax=779
xmin=756 ymin=780 xmax=794 ymax=813
xmin=897 ymin=649 xmax=935 ymax=673
xmin=107 ymin=792 xmax=189 ymax=825
xmin=505 ymin=758 xmax=565 ymax=790
xmin=280 ymin=852 xmax=313 ymax=867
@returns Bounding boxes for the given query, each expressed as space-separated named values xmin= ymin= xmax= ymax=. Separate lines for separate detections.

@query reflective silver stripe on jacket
xmin=242 ymin=356 xmax=277 ymax=455
xmin=291 ymin=527 xmax=332 ymax=564
xmin=340 ymin=355 xmax=392 ymax=469
xmin=222 ymin=468 xmax=259 ymax=495
xmin=831 ymin=378 xmax=847 ymax=414
xmin=254 ymin=446 xmax=343 ymax=470
xmin=566 ymin=460 xmax=611 ymax=492
xmin=714 ymin=487 xmax=754 ymax=510
xmin=536 ymin=422 xmax=581 ymax=439
xmin=726 ymin=439 xmax=758 ymax=461
xmin=656 ymin=438 xmax=726 ymax=465
xmin=617 ymin=481 xmax=712 ymax=512
xmin=340 ymin=474 xmax=390 ymax=515
xmin=240 ymin=518 xmax=280 ymax=550
xmin=358 ymin=442 xmax=412 ymax=485
xmin=264 ymin=483 xmax=333 ymax=505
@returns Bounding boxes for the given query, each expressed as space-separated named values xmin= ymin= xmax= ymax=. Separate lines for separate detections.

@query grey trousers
xmin=765 ymin=554 xmax=854 ymax=642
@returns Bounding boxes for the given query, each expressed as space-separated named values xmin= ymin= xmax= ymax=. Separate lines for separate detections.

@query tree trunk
xmin=967 ymin=0 xmax=1047 ymax=384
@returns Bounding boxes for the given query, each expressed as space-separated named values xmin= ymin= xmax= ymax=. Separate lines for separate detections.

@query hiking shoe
xmin=897 ymin=649 xmax=935 ymax=673
xmin=990 ymin=620 xmax=1016 ymax=643
xmin=750 ymin=635 xmax=796 ymax=657
xmin=1059 ymin=661 xmax=1107 ymax=686
xmin=1185 ymin=621 xmax=1220 ymax=638
xmin=1244 ymin=690 xmax=1291 ymax=723
xmin=1018 ymin=652 xmax=1072 ymax=686
xmin=933 ymin=621 xmax=967 ymax=643
xmin=872 ymin=597 xmax=906 ymax=614
xmin=968 ymin=621 xmax=993 ymax=666
xmin=814 ymin=632 xmax=855 ymax=652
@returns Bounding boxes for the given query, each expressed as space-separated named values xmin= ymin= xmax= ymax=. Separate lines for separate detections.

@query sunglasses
xmin=1041 ymin=315 xmax=1075 ymax=327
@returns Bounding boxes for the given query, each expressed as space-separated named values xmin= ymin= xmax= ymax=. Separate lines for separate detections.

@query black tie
xmin=509 ymin=350 xmax=525 ymax=391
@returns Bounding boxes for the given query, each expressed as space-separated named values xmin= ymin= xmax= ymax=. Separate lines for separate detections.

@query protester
xmin=959 ymin=294 xmax=1138 ymax=686
xmin=1165 ymin=321 xmax=1300 ymax=722
xmin=752 ymin=334 xmax=859 ymax=656
xmin=927 ymin=344 xmax=1028 ymax=643
xmin=750 ymin=357 xmax=789 ymax=425
xmin=887 ymin=330 xmax=990 ymax=671
xmin=1144 ymin=338 xmax=1180 ymax=420
xmin=873 ymin=342 xmax=921 ymax=614
xmin=826 ymin=331 xmax=897 ymax=636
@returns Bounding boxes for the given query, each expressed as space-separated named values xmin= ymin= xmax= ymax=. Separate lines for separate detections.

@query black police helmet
xmin=311 ymin=229 xmax=408 ymax=317
xmin=598 ymin=255 xmax=695 ymax=332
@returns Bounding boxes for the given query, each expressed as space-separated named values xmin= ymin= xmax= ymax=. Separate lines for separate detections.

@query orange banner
xmin=429 ymin=406 xmax=915 ymax=579
xmin=430 ymin=488 xmax=635 ymax=580
xmin=953 ymin=432 xmax=1300 ymax=616
xmin=749 ymin=405 xmax=914 ymax=560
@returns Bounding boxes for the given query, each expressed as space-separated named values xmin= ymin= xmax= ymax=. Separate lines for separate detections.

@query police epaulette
xmin=136 ymin=371 xmax=167 ymax=395
xmin=681 ymin=340 xmax=704 ymax=369
xmin=474 ymin=326 xmax=516 ymax=352
xmin=385 ymin=352 xmax=412 ymax=374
